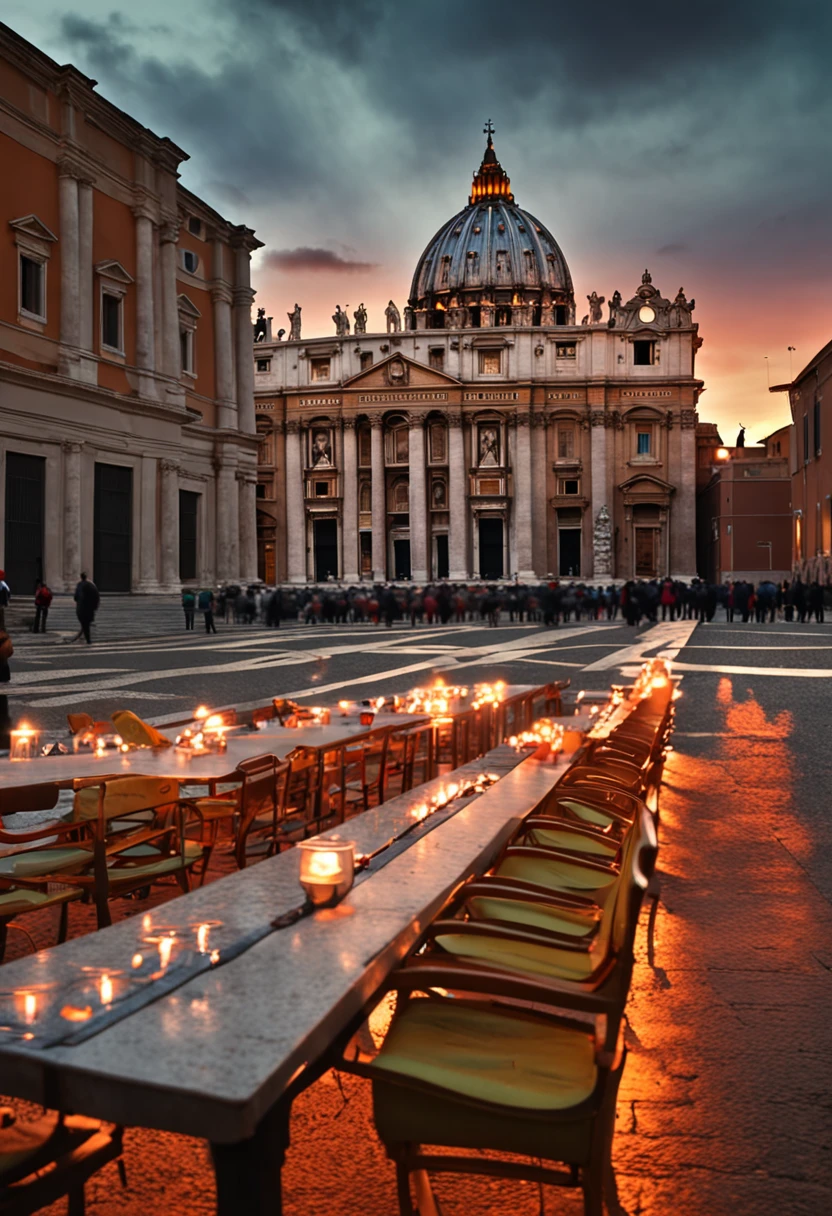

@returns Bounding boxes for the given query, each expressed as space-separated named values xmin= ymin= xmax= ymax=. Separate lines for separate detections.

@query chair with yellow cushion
xmin=0 ymin=1106 xmax=124 ymax=1215
xmin=110 ymin=710 xmax=172 ymax=749
xmin=339 ymin=805 xmax=657 ymax=1215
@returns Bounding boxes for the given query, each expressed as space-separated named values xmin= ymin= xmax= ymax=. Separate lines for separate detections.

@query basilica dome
xmin=407 ymin=131 xmax=575 ymax=330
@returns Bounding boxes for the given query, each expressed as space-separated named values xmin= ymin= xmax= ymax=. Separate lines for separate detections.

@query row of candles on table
xmin=175 ymin=707 xmax=231 ymax=753
xmin=8 ymin=724 xmax=132 ymax=761
xmin=631 ymin=657 xmax=676 ymax=701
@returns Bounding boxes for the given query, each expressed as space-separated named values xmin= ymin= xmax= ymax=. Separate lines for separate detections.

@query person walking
xmin=33 ymin=580 xmax=52 ymax=632
xmin=182 ymin=586 xmax=196 ymax=630
xmin=70 ymin=572 xmax=100 ymax=644
xmin=0 ymin=570 xmax=9 ymax=631
xmin=198 ymin=587 xmax=217 ymax=634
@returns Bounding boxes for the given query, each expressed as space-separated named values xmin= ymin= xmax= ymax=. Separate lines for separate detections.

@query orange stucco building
xmin=0 ymin=22 xmax=262 ymax=593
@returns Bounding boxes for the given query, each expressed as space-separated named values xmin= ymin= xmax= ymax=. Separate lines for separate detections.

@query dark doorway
xmin=479 ymin=518 xmax=503 ymax=579
xmin=4 ymin=452 xmax=44 ymax=593
xmin=635 ymin=528 xmax=658 ymax=577
xmin=558 ymin=528 xmax=581 ymax=577
xmin=179 ymin=490 xmax=199 ymax=581
xmin=313 ymin=518 xmax=338 ymax=581
xmin=393 ymin=538 xmax=411 ymax=580
xmin=435 ymin=534 xmax=449 ymax=580
xmin=94 ymin=463 xmax=132 ymax=591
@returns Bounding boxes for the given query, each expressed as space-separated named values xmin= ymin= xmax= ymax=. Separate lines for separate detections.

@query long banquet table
xmin=0 ymin=744 xmax=572 ymax=1213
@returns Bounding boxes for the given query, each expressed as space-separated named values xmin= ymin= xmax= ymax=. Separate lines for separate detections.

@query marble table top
xmin=0 ymin=746 xmax=569 ymax=1144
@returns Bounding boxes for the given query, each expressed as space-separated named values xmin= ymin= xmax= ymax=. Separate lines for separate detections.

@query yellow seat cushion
xmin=496 ymin=851 xmax=617 ymax=895
xmin=521 ymin=825 xmax=619 ymax=857
xmin=466 ymin=893 xmax=599 ymax=937
xmin=0 ymin=846 xmax=91 ymax=878
xmin=111 ymin=711 xmax=172 ymax=749
xmin=433 ymin=929 xmax=599 ymax=982
xmin=106 ymin=840 xmax=203 ymax=882
xmin=556 ymin=797 xmax=622 ymax=828
xmin=374 ymin=999 xmax=596 ymax=1111
xmin=0 ymin=887 xmax=80 ymax=913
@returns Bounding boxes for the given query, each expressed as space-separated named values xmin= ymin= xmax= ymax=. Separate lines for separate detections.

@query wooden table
xmin=0 ymin=747 xmax=570 ymax=1214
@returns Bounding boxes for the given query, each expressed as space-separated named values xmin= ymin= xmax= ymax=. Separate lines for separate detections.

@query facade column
xmin=158 ymin=459 xmax=180 ymax=591
xmin=673 ymin=409 xmax=698 ymax=576
xmin=590 ymin=410 xmax=611 ymax=581
xmin=234 ymin=285 xmax=256 ymax=435
xmin=214 ymin=455 xmax=239 ymax=583
xmin=447 ymin=412 xmax=468 ymax=580
xmin=58 ymin=167 xmax=80 ymax=379
xmin=408 ymin=414 xmax=428 ymax=582
xmin=341 ymin=418 xmax=359 ymax=582
xmin=77 ymin=180 xmax=96 ymax=383
xmin=370 ymin=414 xmax=386 ymax=580
xmin=159 ymin=218 xmax=185 ymax=406
xmin=531 ymin=412 xmax=549 ymax=576
xmin=211 ymin=245 xmax=237 ymax=430
xmin=285 ymin=422 xmax=307 ymax=583
xmin=133 ymin=195 xmax=156 ymax=398
xmin=513 ymin=412 xmax=535 ymax=580
xmin=237 ymin=470 xmax=258 ymax=583
xmin=62 ymin=441 xmax=82 ymax=591
xmin=139 ymin=455 xmax=159 ymax=591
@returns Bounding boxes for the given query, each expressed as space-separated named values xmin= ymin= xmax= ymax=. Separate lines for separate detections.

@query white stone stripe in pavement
xmin=582 ymin=621 xmax=698 ymax=671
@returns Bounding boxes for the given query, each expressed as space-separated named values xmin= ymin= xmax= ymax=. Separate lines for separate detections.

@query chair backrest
xmin=285 ymin=747 xmax=321 ymax=818
xmin=74 ymin=776 xmax=180 ymax=823
xmin=235 ymin=755 xmax=290 ymax=868
xmin=66 ymin=712 xmax=93 ymax=735
xmin=562 ymin=763 xmax=645 ymax=796
xmin=111 ymin=711 xmax=172 ymax=749
xmin=547 ymin=787 xmax=642 ymax=827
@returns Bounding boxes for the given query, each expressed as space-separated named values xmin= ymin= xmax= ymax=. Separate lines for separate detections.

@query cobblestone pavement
xmin=2 ymin=621 xmax=831 ymax=1214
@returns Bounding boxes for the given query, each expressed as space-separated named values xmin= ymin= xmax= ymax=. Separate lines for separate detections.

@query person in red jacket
xmin=33 ymin=580 xmax=52 ymax=633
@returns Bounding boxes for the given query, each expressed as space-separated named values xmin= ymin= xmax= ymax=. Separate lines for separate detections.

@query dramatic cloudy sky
xmin=8 ymin=0 xmax=832 ymax=437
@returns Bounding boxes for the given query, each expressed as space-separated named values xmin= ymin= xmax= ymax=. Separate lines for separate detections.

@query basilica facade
xmin=253 ymin=133 xmax=703 ymax=584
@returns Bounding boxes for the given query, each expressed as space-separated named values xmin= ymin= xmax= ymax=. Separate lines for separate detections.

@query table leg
xmin=211 ymin=1098 xmax=290 ymax=1215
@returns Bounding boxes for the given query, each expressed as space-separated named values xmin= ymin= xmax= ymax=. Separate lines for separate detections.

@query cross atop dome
xmin=470 ymin=121 xmax=513 ymax=204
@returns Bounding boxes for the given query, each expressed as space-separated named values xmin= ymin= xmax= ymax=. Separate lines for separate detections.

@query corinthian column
xmin=214 ymin=456 xmax=239 ymax=582
xmin=237 ymin=470 xmax=258 ymax=582
xmin=160 ymin=218 xmax=184 ymax=405
xmin=408 ymin=414 xmax=428 ymax=582
xmin=158 ymin=459 xmax=180 ymax=590
xmin=62 ymin=441 xmax=82 ymax=590
xmin=448 ymin=412 xmax=468 ymax=579
xmin=234 ymin=285 xmax=256 ymax=435
xmin=58 ymin=167 xmax=80 ymax=379
xmin=673 ymin=409 xmax=698 ymax=577
xmin=590 ymin=409 xmax=610 ymax=580
xmin=513 ymin=412 xmax=535 ymax=580
xmin=133 ymin=194 xmax=156 ymax=398
xmin=341 ymin=419 xmax=359 ymax=582
xmin=285 ymin=422 xmax=307 ymax=583
xmin=77 ymin=180 xmax=96 ymax=383
xmin=370 ymin=414 xmax=386 ymax=580
xmin=531 ymin=412 xmax=549 ymax=575
xmin=211 ymin=269 xmax=236 ymax=430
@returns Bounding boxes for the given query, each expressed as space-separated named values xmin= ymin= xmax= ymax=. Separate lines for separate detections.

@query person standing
xmin=182 ymin=586 xmax=196 ymax=630
xmin=71 ymin=572 xmax=100 ymax=644
xmin=198 ymin=587 xmax=217 ymax=634
xmin=0 ymin=570 xmax=9 ymax=631
xmin=33 ymin=580 xmax=52 ymax=632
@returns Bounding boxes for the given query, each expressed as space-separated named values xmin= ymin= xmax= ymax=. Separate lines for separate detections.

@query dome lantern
xmin=470 ymin=120 xmax=514 ymax=204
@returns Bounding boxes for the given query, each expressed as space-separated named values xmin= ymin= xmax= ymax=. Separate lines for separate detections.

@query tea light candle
xmin=359 ymin=710 xmax=375 ymax=727
xmin=298 ymin=839 xmax=355 ymax=907
xmin=9 ymin=723 xmax=40 ymax=761
xmin=339 ymin=700 xmax=352 ymax=717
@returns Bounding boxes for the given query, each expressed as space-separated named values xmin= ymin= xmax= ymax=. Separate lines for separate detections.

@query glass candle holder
xmin=298 ymin=839 xmax=355 ymax=907
xmin=359 ymin=710 xmax=375 ymax=727
xmin=9 ymin=724 xmax=41 ymax=761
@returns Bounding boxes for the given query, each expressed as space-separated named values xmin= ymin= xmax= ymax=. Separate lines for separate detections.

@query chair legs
xmin=58 ymin=899 xmax=70 ymax=944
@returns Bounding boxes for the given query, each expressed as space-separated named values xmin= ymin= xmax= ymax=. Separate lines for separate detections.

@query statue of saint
xmin=385 ymin=300 xmax=402 ymax=333
xmin=332 ymin=305 xmax=350 ymax=336
xmin=478 ymin=426 xmax=500 ymax=467
xmin=288 ymin=303 xmax=302 ymax=340
xmin=403 ymin=304 xmax=414 ymax=330
xmin=353 ymin=303 xmax=368 ymax=334
xmin=736 ymin=425 xmax=746 ymax=448
xmin=587 ymin=291 xmax=605 ymax=324
xmin=607 ymin=290 xmax=622 ymax=328
xmin=311 ymin=431 xmax=333 ymax=467
xmin=253 ymin=307 xmax=268 ymax=343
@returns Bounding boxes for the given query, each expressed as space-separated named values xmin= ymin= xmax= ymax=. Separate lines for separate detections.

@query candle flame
xmin=306 ymin=850 xmax=341 ymax=880
xmin=99 ymin=974 xmax=113 ymax=1005
xmin=132 ymin=953 xmax=144 ymax=969
xmin=194 ymin=706 xmax=210 ymax=719
xmin=210 ymin=949 xmax=220 ymax=965
xmin=158 ymin=935 xmax=174 ymax=969
xmin=23 ymin=992 xmax=37 ymax=1024
xmin=142 ymin=914 xmax=152 ymax=931
xmin=197 ymin=923 xmax=210 ymax=953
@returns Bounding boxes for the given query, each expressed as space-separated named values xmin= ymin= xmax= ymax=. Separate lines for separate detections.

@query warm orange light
xmin=60 ymin=1004 xmax=93 ymax=1022
xmin=194 ymin=706 xmax=210 ymax=719
xmin=132 ymin=953 xmax=144 ymax=969
xmin=23 ymin=992 xmax=37 ymax=1024
xmin=204 ymin=714 xmax=224 ymax=730
xmin=99 ymin=974 xmax=113 ymax=1005
xmin=197 ymin=923 xmax=210 ymax=954
xmin=715 ymin=447 xmax=730 ymax=460
xmin=158 ymin=935 xmax=174 ymax=969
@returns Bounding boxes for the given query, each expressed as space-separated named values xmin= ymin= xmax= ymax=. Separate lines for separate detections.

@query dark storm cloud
xmin=262 ymin=247 xmax=377 ymax=273
xmin=657 ymin=244 xmax=689 ymax=256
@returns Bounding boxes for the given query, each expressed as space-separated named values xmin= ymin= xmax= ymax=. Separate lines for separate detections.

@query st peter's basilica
xmin=252 ymin=130 xmax=703 ymax=585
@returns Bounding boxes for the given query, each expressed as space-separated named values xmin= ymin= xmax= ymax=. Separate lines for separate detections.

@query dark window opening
xmin=563 ymin=479 xmax=579 ymax=495
xmin=803 ymin=414 xmax=810 ymax=463
xmin=179 ymin=490 xmax=199 ymax=581
xmin=101 ymin=293 xmax=121 ymax=350
xmin=360 ymin=351 xmax=373 ymax=371
xmin=315 ymin=481 xmax=329 ymax=497
xmin=256 ymin=483 xmax=266 ymax=499
xmin=633 ymin=340 xmax=655 ymax=366
xmin=20 ymin=255 xmax=43 ymax=316
xmin=555 ymin=305 xmax=568 ymax=325
xmin=188 ymin=217 xmax=202 ymax=236
xmin=435 ymin=533 xmax=449 ymax=579
xmin=256 ymin=358 xmax=271 ymax=372
xmin=429 ymin=348 xmax=445 ymax=371
xmin=814 ymin=399 xmax=822 ymax=456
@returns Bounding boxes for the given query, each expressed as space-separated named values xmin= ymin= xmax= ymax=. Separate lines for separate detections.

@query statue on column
xmin=287 ymin=303 xmax=302 ymax=340
xmin=593 ymin=505 xmax=612 ymax=577
xmin=385 ymin=300 xmax=402 ymax=333
xmin=253 ymin=307 xmax=268 ymax=342
xmin=353 ymin=303 xmax=368 ymax=334
xmin=333 ymin=305 xmax=350 ymax=336
xmin=587 ymin=292 xmax=605 ymax=324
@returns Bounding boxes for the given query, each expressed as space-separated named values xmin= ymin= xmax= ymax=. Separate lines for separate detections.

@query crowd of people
xmin=191 ymin=576 xmax=832 ymax=630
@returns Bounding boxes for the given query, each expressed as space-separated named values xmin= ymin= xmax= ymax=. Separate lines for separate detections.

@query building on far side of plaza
xmin=252 ymin=131 xmax=704 ymax=585
xmin=695 ymin=423 xmax=792 ymax=583
xmin=0 ymin=22 xmax=261 ymax=594
xmin=771 ymin=340 xmax=832 ymax=580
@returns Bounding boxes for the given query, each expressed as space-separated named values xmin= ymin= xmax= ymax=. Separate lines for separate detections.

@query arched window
xmin=391 ymin=479 xmax=409 ymax=512
xmin=359 ymin=481 xmax=371 ymax=513
xmin=385 ymin=416 xmax=410 ymax=465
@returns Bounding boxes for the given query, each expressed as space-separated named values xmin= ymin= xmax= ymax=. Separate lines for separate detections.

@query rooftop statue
xmin=587 ymin=291 xmax=605 ymax=324
xmin=333 ymin=305 xmax=350 ymax=336
xmin=385 ymin=300 xmax=402 ymax=333
xmin=253 ymin=307 xmax=268 ymax=343
xmin=353 ymin=303 xmax=368 ymax=334
xmin=288 ymin=303 xmax=302 ymax=340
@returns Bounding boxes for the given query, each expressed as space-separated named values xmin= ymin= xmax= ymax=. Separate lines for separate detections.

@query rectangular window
xmin=360 ymin=351 xmax=373 ymax=371
xmin=315 ymin=481 xmax=329 ymax=497
xmin=478 ymin=350 xmax=502 ymax=375
xmin=311 ymin=357 xmax=331 ymax=381
xmin=180 ymin=329 xmax=194 ymax=375
xmin=633 ymin=340 xmax=655 ymax=366
xmin=429 ymin=423 xmax=447 ymax=463
xmin=803 ymin=414 xmax=810 ymax=463
xmin=429 ymin=347 xmax=445 ymax=371
xmin=555 ymin=343 xmax=576 ymax=359
xmin=637 ymin=430 xmax=652 ymax=456
xmin=188 ymin=216 xmax=202 ymax=237
xmin=358 ymin=427 xmax=371 ymax=466
xmin=256 ymin=483 xmax=266 ymax=499
xmin=101 ymin=293 xmax=122 ymax=351
xmin=20 ymin=255 xmax=44 ymax=318
xmin=394 ymin=428 xmax=409 ymax=463
xmin=814 ymin=399 xmax=822 ymax=457
xmin=558 ymin=478 xmax=580 ymax=495
xmin=557 ymin=426 xmax=575 ymax=458
xmin=256 ymin=358 xmax=271 ymax=372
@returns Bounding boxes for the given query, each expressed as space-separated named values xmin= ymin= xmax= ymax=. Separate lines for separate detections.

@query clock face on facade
xmin=638 ymin=305 xmax=656 ymax=323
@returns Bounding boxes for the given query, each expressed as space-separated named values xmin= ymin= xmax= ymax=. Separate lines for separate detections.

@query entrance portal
xmin=393 ymin=538 xmax=411 ymax=580
xmin=558 ymin=528 xmax=581 ymax=577
xmin=179 ymin=490 xmax=199 ymax=581
xmin=4 ymin=452 xmax=44 ymax=593
xmin=313 ymin=518 xmax=338 ymax=581
xmin=479 ymin=518 xmax=504 ymax=580
xmin=435 ymin=534 xmax=449 ymax=580
xmin=635 ymin=528 xmax=658 ymax=577
xmin=94 ymin=463 xmax=132 ymax=591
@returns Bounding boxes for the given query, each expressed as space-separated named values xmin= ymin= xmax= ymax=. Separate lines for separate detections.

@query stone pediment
xmin=9 ymin=215 xmax=58 ymax=244
xmin=95 ymin=259 xmax=134 ymax=284
xmin=177 ymin=293 xmax=202 ymax=319
xmin=343 ymin=352 xmax=462 ymax=391
xmin=619 ymin=472 xmax=675 ymax=506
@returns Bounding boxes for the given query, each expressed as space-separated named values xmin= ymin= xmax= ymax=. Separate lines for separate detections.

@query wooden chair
xmin=328 ymin=734 xmax=390 ymax=818
xmin=233 ymin=755 xmax=291 ymax=868
xmin=0 ymin=1108 xmax=124 ymax=1216
xmin=283 ymin=747 xmax=323 ymax=837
